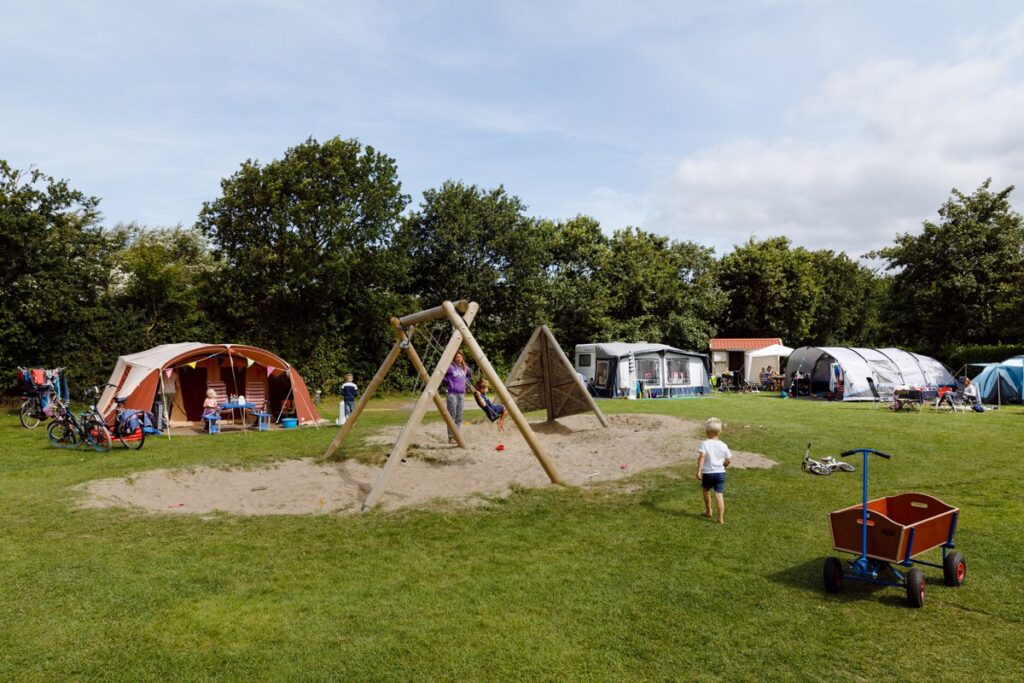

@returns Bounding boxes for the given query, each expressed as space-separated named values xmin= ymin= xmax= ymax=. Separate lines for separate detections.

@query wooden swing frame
xmin=322 ymin=300 xmax=563 ymax=511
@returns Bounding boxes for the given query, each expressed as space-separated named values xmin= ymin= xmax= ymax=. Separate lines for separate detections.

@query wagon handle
xmin=841 ymin=448 xmax=891 ymax=459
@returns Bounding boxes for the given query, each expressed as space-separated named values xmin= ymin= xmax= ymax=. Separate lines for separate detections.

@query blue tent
xmin=972 ymin=356 xmax=1024 ymax=405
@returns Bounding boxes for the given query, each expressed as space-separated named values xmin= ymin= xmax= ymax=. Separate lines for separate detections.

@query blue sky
xmin=4 ymin=1 xmax=1024 ymax=256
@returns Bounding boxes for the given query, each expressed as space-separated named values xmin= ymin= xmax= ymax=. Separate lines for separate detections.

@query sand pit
xmin=77 ymin=413 xmax=775 ymax=515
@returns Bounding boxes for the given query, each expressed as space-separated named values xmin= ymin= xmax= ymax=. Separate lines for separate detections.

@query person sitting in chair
xmin=471 ymin=379 xmax=506 ymax=431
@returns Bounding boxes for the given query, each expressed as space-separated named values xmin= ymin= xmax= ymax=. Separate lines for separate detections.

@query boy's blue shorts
xmin=701 ymin=471 xmax=726 ymax=493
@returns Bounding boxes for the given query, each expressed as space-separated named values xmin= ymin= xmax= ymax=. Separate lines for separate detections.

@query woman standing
xmin=443 ymin=351 xmax=472 ymax=443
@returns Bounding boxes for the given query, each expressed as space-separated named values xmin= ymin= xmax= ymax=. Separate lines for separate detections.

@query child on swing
xmin=471 ymin=378 xmax=506 ymax=431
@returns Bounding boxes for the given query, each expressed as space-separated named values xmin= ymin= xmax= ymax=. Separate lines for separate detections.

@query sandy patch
xmin=76 ymin=413 xmax=775 ymax=515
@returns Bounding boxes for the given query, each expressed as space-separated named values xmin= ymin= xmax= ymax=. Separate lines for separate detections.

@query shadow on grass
xmin=638 ymin=495 xmax=722 ymax=524
xmin=770 ymin=557 xmax=909 ymax=608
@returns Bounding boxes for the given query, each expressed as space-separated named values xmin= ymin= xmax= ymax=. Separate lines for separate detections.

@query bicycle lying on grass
xmin=803 ymin=442 xmax=855 ymax=476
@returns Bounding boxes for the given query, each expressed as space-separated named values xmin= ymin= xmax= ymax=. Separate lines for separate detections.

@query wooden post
xmin=397 ymin=299 xmax=470 ymax=327
xmin=444 ymin=301 xmax=564 ymax=485
xmin=362 ymin=301 xmax=480 ymax=511
xmin=542 ymin=325 xmax=609 ymax=428
xmin=390 ymin=318 xmax=467 ymax=449
xmin=321 ymin=339 xmax=403 ymax=460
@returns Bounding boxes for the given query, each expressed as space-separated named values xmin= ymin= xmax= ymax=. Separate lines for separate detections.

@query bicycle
xmin=46 ymin=387 xmax=112 ymax=452
xmin=17 ymin=366 xmax=61 ymax=429
xmin=101 ymin=383 xmax=146 ymax=450
xmin=803 ymin=442 xmax=855 ymax=476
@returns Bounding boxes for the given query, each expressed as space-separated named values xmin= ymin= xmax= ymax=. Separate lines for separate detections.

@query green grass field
xmin=1 ymin=395 xmax=1022 ymax=681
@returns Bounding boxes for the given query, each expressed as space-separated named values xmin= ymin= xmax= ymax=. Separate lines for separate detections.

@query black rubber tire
xmin=906 ymin=567 xmax=926 ymax=608
xmin=20 ymin=399 xmax=41 ymax=429
xmin=117 ymin=419 xmax=146 ymax=451
xmin=85 ymin=421 xmax=112 ymax=452
xmin=47 ymin=420 xmax=79 ymax=449
xmin=943 ymin=551 xmax=966 ymax=587
xmin=824 ymin=557 xmax=844 ymax=593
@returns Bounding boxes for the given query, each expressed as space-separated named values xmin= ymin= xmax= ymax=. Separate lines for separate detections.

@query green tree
xmin=399 ymin=181 xmax=552 ymax=367
xmin=806 ymin=249 xmax=885 ymax=345
xmin=543 ymin=215 xmax=613 ymax=350
xmin=600 ymin=228 xmax=723 ymax=350
xmin=197 ymin=137 xmax=410 ymax=392
xmin=108 ymin=223 xmax=222 ymax=349
xmin=717 ymin=237 xmax=822 ymax=345
xmin=0 ymin=161 xmax=125 ymax=390
xmin=871 ymin=180 xmax=1024 ymax=347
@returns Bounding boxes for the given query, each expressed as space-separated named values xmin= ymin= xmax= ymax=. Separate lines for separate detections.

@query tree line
xmin=3 ymin=137 xmax=1023 ymax=395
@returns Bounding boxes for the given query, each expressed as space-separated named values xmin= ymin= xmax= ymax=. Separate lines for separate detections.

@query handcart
xmin=823 ymin=448 xmax=966 ymax=608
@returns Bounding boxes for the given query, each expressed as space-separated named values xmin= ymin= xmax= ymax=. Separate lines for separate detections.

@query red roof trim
xmin=709 ymin=338 xmax=782 ymax=351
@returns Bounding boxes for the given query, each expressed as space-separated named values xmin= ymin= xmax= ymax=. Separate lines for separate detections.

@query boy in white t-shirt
xmin=697 ymin=417 xmax=732 ymax=524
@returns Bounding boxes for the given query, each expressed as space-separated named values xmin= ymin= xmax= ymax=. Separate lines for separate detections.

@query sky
xmin=4 ymin=0 xmax=1024 ymax=258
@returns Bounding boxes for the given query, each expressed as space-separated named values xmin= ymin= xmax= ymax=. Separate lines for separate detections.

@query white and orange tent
xmin=98 ymin=343 xmax=321 ymax=429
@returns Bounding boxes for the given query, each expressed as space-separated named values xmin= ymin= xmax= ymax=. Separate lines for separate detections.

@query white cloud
xmin=645 ymin=24 xmax=1024 ymax=257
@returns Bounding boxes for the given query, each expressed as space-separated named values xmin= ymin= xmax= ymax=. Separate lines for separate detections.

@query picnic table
xmin=219 ymin=401 xmax=256 ymax=428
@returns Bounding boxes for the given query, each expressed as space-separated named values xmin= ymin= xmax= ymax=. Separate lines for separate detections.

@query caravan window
xmin=577 ymin=353 xmax=592 ymax=368
xmin=666 ymin=358 xmax=690 ymax=384
xmin=637 ymin=359 xmax=660 ymax=384
xmin=595 ymin=360 xmax=610 ymax=388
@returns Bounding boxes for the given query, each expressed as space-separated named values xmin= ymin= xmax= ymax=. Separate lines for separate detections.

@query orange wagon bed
xmin=829 ymin=493 xmax=959 ymax=564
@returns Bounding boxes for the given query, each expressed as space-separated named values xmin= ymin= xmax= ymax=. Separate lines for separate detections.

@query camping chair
xmin=246 ymin=381 xmax=271 ymax=431
xmin=866 ymin=377 xmax=894 ymax=409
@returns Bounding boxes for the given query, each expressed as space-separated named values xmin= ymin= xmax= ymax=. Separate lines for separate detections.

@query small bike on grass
xmin=803 ymin=443 xmax=855 ymax=476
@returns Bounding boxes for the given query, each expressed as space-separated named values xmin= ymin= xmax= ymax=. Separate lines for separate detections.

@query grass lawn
xmin=1 ymin=395 xmax=1022 ymax=681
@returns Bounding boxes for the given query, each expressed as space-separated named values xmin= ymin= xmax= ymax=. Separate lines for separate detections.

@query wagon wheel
xmin=943 ymin=551 xmax=966 ymax=587
xmin=823 ymin=557 xmax=844 ymax=593
xmin=906 ymin=568 xmax=925 ymax=608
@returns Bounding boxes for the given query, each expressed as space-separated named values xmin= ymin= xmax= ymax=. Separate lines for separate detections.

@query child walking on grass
xmin=697 ymin=417 xmax=732 ymax=524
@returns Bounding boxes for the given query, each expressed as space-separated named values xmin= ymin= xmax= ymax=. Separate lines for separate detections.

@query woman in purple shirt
xmin=443 ymin=351 xmax=471 ymax=443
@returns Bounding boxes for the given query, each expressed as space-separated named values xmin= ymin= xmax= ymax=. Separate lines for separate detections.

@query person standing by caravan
xmin=341 ymin=374 xmax=359 ymax=420
xmin=443 ymin=351 xmax=472 ymax=444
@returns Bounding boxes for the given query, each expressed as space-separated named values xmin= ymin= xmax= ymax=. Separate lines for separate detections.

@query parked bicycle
xmin=102 ymin=383 xmax=146 ymax=450
xmin=17 ymin=366 xmax=62 ymax=429
xmin=46 ymin=387 xmax=112 ymax=452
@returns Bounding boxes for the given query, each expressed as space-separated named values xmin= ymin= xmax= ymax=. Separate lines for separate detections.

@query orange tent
xmin=98 ymin=343 xmax=321 ymax=428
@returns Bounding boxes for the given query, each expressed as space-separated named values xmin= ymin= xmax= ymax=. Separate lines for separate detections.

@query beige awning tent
xmin=98 ymin=343 xmax=321 ymax=430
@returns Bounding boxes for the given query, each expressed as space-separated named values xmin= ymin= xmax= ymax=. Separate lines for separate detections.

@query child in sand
xmin=471 ymin=379 xmax=506 ymax=431
xmin=697 ymin=417 xmax=732 ymax=524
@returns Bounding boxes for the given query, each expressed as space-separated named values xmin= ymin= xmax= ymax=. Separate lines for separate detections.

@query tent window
xmin=595 ymin=360 xmax=610 ymax=388
xmin=666 ymin=358 xmax=690 ymax=385
xmin=867 ymin=359 xmax=901 ymax=385
xmin=637 ymin=359 xmax=660 ymax=384
xmin=578 ymin=353 xmax=592 ymax=368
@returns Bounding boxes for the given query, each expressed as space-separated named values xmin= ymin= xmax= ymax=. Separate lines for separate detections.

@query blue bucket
xmin=282 ymin=417 xmax=298 ymax=429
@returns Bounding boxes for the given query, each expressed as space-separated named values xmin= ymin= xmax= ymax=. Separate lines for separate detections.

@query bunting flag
xmin=247 ymin=357 xmax=255 ymax=367
xmin=187 ymin=361 xmax=197 ymax=369
xmin=164 ymin=368 xmax=173 ymax=378
xmin=266 ymin=365 xmax=276 ymax=377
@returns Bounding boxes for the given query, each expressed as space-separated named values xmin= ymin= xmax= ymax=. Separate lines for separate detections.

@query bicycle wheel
xmin=20 ymin=399 xmax=41 ymax=429
xmin=47 ymin=419 xmax=79 ymax=448
xmin=810 ymin=463 xmax=832 ymax=476
xmin=117 ymin=421 xmax=146 ymax=451
xmin=837 ymin=462 xmax=855 ymax=472
xmin=84 ymin=420 xmax=112 ymax=452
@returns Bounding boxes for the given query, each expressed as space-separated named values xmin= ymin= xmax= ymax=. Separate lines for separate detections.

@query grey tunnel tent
xmin=783 ymin=347 xmax=956 ymax=401
xmin=573 ymin=342 xmax=711 ymax=398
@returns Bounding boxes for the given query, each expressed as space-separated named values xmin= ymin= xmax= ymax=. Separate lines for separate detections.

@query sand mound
xmin=76 ymin=413 xmax=775 ymax=515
